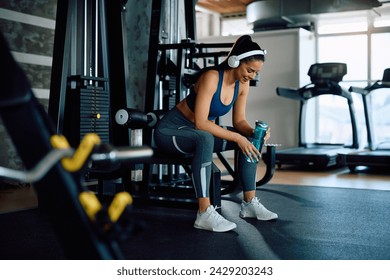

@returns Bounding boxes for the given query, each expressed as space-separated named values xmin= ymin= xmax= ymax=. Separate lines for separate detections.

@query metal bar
xmin=84 ymin=0 xmax=88 ymax=76
xmin=48 ymin=0 xmax=72 ymax=134
xmin=91 ymin=146 xmax=153 ymax=163
xmin=95 ymin=0 xmax=98 ymax=77
xmin=0 ymin=149 xmax=73 ymax=183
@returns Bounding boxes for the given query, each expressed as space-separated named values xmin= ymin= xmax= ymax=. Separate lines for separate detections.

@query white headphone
xmin=227 ymin=49 xmax=267 ymax=68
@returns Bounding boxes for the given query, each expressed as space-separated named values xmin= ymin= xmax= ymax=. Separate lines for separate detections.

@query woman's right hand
xmin=236 ymin=134 xmax=262 ymax=162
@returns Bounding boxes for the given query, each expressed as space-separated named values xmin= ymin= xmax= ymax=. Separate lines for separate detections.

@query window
xmin=369 ymin=90 xmax=390 ymax=149
xmin=371 ymin=33 xmax=390 ymax=81
xmin=309 ymin=35 xmax=367 ymax=145
xmin=373 ymin=17 xmax=390 ymax=28
xmin=221 ymin=17 xmax=253 ymax=36
xmin=317 ymin=20 xmax=367 ymax=35
xmin=303 ymin=95 xmax=358 ymax=145
xmin=318 ymin=35 xmax=368 ymax=81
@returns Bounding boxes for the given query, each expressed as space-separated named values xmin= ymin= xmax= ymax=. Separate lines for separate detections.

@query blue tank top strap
xmin=184 ymin=69 xmax=240 ymax=120
xmin=217 ymin=69 xmax=223 ymax=92
xmin=232 ymin=80 xmax=239 ymax=103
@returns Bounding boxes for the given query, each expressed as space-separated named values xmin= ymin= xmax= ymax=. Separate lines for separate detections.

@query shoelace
xmin=251 ymin=197 xmax=266 ymax=209
xmin=208 ymin=206 xmax=226 ymax=225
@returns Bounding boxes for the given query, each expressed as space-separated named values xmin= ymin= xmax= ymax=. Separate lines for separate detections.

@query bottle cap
xmin=255 ymin=120 xmax=268 ymax=129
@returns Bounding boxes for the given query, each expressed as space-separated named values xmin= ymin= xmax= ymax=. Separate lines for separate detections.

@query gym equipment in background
xmin=275 ymin=63 xmax=359 ymax=169
xmin=49 ymin=0 xmax=129 ymax=147
xmin=339 ymin=68 xmax=390 ymax=172
xmin=137 ymin=0 xmax=276 ymax=209
xmin=0 ymin=31 xmax=153 ymax=259
xmin=48 ymin=0 xmax=141 ymax=198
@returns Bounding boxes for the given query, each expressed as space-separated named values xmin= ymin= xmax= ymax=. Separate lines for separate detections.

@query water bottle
xmin=246 ymin=120 xmax=268 ymax=163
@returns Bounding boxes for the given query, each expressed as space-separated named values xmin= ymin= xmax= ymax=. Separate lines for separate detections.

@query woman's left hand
xmin=264 ymin=127 xmax=271 ymax=144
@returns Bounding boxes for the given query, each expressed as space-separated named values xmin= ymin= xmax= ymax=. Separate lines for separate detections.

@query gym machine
xmin=114 ymin=0 xmax=276 ymax=209
xmin=275 ymin=63 xmax=359 ymax=169
xmin=339 ymin=68 xmax=390 ymax=172
xmin=0 ymin=32 xmax=152 ymax=259
xmin=48 ymin=0 xmax=129 ymax=147
xmin=47 ymin=0 xmax=144 ymax=198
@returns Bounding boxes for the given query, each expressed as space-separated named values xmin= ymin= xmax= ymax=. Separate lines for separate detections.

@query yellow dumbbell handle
xmin=108 ymin=192 xmax=133 ymax=223
xmin=51 ymin=133 xmax=101 ymax=172
xmin=79 ymin=191 xmax=102 ymax=221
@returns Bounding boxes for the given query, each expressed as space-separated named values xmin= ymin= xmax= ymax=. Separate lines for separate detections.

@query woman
xmin=154 ymin=35 xmax=278 ymax=232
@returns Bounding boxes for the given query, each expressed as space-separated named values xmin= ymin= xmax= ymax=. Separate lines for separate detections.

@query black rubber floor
xmin=1 ymin=184 xmax=389 ymax=260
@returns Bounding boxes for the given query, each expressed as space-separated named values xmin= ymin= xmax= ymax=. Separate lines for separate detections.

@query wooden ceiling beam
xmin=196 ymin=0 xmax=255 ymax=15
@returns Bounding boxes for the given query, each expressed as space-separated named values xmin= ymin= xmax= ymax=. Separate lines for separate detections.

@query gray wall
xmin=0 ymin=0 xmax=56 ymax=171
xmin=124 ymin=0 xmax=189 ymax=110
xmin=123 ymin=0 xmax=152 ymax=110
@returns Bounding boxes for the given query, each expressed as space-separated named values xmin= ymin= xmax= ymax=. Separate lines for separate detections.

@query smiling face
xmin=236 ymin=60 xmax=264 ymax=84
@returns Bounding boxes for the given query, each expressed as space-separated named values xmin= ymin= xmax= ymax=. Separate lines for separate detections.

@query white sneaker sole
xmin=194 ymin=223 xmax=237 ymax=232
xmin=239 ymin=211 xmax=278 ymax=221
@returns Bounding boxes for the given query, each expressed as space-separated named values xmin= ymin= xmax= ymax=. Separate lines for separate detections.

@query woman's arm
xmin=194 ymin=71 xmax=260 ymax=160
xmin=193 ymin=70 xmax=244 ymax=143
xmin=232 ymin=82 xmax=254 ymax=137
xmin=233 ymin=85 xmax=271 ymax=145
xmin=231 ymin=83 xmax=262 ymax=161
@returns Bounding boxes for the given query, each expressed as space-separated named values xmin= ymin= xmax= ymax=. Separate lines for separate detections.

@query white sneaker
xmin=240 ymin=197 xmax=278 ymax=221
xmin=194 ymin=205 xmax=237 ymax=232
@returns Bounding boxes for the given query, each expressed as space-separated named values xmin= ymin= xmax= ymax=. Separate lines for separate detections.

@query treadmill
xmin=339 ymin=68 xmax=390 ymax=172
xmin=275 ymin=62 xmax=359 ymax=169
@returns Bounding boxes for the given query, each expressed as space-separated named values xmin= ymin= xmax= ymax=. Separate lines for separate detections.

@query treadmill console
xmin=382 ymin=68 xmax=390 ymax=83
xmin=308 ymin=63 xmax=347 ymax=85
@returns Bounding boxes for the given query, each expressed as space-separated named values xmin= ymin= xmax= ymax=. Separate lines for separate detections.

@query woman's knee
xmin=201 ymin=130 xmax=214 ymax=142
xmin=190 ymin=130 xmax=213 ymax=159
xmin=195 ymin=130 xmax=214 ymax=146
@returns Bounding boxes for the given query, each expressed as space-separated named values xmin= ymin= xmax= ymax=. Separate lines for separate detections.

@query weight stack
xmin=162 ymin=75 xmax=177 ymax=110
xmin=64 ymin=75 xmax=110 ymax=147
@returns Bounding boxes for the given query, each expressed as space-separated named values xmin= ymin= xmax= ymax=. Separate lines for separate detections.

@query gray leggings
xmin=154 ymin=107 xmax=257 ymax=198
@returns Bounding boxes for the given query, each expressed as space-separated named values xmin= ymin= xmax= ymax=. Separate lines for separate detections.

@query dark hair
xmin=219 ymin=35 xmax=265 ymax=69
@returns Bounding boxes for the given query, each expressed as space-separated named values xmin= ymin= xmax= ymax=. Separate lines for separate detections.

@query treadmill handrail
xmin=277 ymin=82 xmax=353 ymax=102
xmin=349 ymin=75 xmax=390 ymax=151
xmin=349 ymin=67 xmax=390 ymax=94
xmin=349 ymin=81 xmax=390 ymax=95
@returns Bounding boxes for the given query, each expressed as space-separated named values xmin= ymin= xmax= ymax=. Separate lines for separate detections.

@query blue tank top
xmin=186 ymin=70 xmax=239 ymax=120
